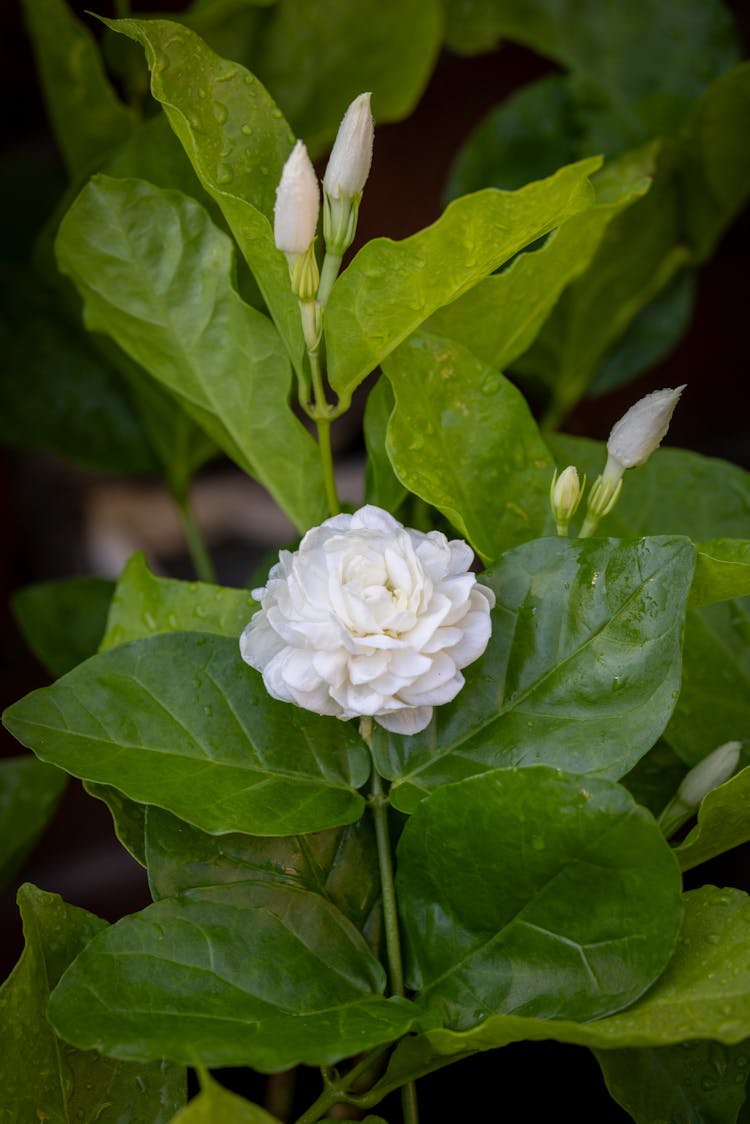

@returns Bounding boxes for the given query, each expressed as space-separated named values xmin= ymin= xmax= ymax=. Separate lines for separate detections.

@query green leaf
xmin=170 ymin=1072 xmax=279 ymax=1123
xmin=49 ymin=882 xmax=426 ymax=1070
xmin=412 ymin=886 xmax=750 ymax=1057
xmin=681 ymin=61 xmax=750 ymax=261
xmin=104 ymin=17 xmax=306 ymax=381
xmin=56 ymin=175 xmax=326 ymax=533
xmin=691 ymin=540 xmax=750 ymax=609
xmin=363 ymin=376 xmax=408 ymax=512
xmin=84 ymin=782 xmax=148 ymax=868
xmin=430 ymin=145 xmax=651 ymax=372
xmin=251 ymin=0 xmax=443 ymax=157
xmin=596 ymin=1038 xmax=750 ymax=1124
xmin=398 ymin=767 xmax=682 ymax=1030
xmin=0 ymin=267 xmax=159 ymax=475
xmin=102 ymin=551 xmax=256 ymax=651
xmin=12 ymin=577 xmax=114 ymax=678
xmin=0 ymin=883 xmax=184 ymax=1122
xmin=325 ymin=157 xmax=601 ymax=407
xmin=145 ymin=805 xmax=381 ymax=943
xmin=621 ymin=740 xmax=687 ymax=818
xmin=0 ymin=759 xmax=66 ymax=891
xmin=675 ymin=765 xmax=750 ymax=872
xmin=4 ymin=632 xmax=369 ymax=836
xmin=382 ymin=331 xmax=554 ymax=560
xmin=373 ymin=535 xmax=695 ymax=813
xmin=22 ymin=0 xmax=136 ymax=177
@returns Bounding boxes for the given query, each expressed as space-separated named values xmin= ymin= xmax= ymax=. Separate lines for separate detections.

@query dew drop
xmin=198 ymin=88 xmax=207 ymax=100
xmin=480 ymin=374 xmax=501 ymax=396
xmin=194 ymin=605 xmax=208 ymax=618
xmin=135 ymin=1075 xmax=146 ymax=1093
xmin=410 ymin=434 xmax=424 ymax=451
xmin=215 ymin=163 xmax=234 ymax=185
xmin=216 ymin=67 xmax=238 ymax=83
xmin=213 ymin=101 xmax=229 ymax=125
xmin=272 ymin=108 xmax=283 ymax=119
xmin=241 ymin=124 xmax=254 ymax=136
xmin=143 ymin=611 xmax=157 ymax=631
xmin=153 ymin=50 xmax=169 ymax=75
xmin=166 ymin=613 xmax=178 ymax=629
xmin=203 ymin=705 xmax=213 ymax=718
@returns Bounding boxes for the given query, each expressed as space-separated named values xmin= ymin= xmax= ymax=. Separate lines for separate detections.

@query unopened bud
xmin=607 ymin=385 xmax=685 ymax=471
xmin=323 ymin=93 xmax=374 ymax=259
xmin=658 ymin=740 xmax=741 ymax=838
xmin=274 ymin=141 xmax=320 ymax=261
xmin=550 ymin=466 xmax=584 ymax=536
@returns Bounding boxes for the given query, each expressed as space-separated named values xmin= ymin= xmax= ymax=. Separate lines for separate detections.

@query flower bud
xmin=607 ymin=385 xmax=686 ymax=470
xmin=550 ymin=466 xmax=584 ymax=536
xmin=323 ymin=92 xmax=374 ymax=201
xmin=274 ymin=140 xmax=320 ymax=261
xmin=677 ymin=741 xmax=741 ymax=809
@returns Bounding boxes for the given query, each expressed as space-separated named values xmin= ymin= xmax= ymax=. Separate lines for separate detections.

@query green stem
xmin=317 ymin=250 xmax=343 ymax=308
xmin=176 ymin=495 xmax=217 ymax=583
xmin=306 ymin=339 xmax=340 ymax=517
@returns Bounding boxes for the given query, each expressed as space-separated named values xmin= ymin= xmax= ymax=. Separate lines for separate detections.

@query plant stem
xmin=317 ymin=250 xmax=343 ymax=308
xmin=305 ymin=331 xmax=340 ymax=517
xmin=176 ymin=495 xmax=217 ymax=583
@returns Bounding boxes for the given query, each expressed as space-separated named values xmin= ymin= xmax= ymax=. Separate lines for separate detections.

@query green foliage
xmin=56 ymin=175 xmax=326 ymax=532
xmin=12 ymin=577 xmax=114 ymax=678
xmin=169 ymin=1071 xmax=280 ymax=1123
xmin=0 ymin=883 xmax=184 ymax=1122
xmin=398 ymin=767 xmax=682 ymax=1028
xmin=373 ymin=536 xmax=695 ymax=812
xmin=674 ymin=764 xmax=750 ymax=871
xmin=382 ymin=330 xmax=554 ymax=560
xmin=3 ymin=633 xmax=370 ymax=837
xmin=48 ymin=882 xmax=426 ymax=1070
xmin=0 ymin=759 xmax=66 ymax=892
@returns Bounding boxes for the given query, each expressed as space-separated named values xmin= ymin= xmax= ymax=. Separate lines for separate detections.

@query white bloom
xmin=274 ymin=140 xmax=320 ymax=258
xmin=240 ymin=505 xmax=495 ymax=736
xmin=323 ymin=92 xmax=374 ymax=201
xmin=607 ymin=385 xmax=686 ymax=470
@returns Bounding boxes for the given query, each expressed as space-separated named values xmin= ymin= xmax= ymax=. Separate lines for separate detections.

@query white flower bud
xmin=677 ymin=741 xmax=741 ymax=809
xmin=607 ymin=385 xmax=686 ymax=471
xmin=550 ymin=466 xmax=584 ymax=535
xmin=323 ymin=92 xmax=374 ymax=201
xmin=240 ymin=505 xmax=495 ymax=736
xmin=274 ymin=140 xmax=320 ymax=259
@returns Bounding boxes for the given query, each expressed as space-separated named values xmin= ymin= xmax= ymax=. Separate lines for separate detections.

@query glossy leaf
xmin=102 ymin=551 xmax=255 ymax=651
xmin=372 ymin=535 xmax=695 ymax=812
xmin=23 ymin=0 xmax=136 ymax=177
xmin=382 ymin=331 xmax=554 ymax=560
xmin=145 ymin=806 xmax=381 ymax=944
xmin=397 ymin=767 xmax=682 ymax=1029
xmin=363 ymin=376 xmax=408 ymax=513
xmin=49 ymin=882 xmax=426 ymax=1070
xmin=0 ymin=758 xmax=66 ymax=891
xmin=3 ymin=633 xmax=369 ymax=836
xmin=12 ymin=577 xmax=114 ymax=678
xmin=596 ymin=1038 xmax=750 ymax=1124
xmin=251 ymin=0 xmax=443 ymax=157
xmin=675 ymin=765 xmax=750 ymax=872
xmin=691 ymin=540 xmax=750 ymax=609
xmin=402 ymin=887 xmax=750 ymax=1062
xmin=169 ymin=1072 xmax=279 ymax=1123
xmin=105 ymin=17 xmax=306 ymax=380
xmin=56 ymin=175 xmax=326 ymax=532
xmin=429 ymin=146 xmax=651 ymax=372
xmin=325 ymin=157 xmax=600 ymax=407
xmin=0 ymin=883 xmax=184 ymax=1122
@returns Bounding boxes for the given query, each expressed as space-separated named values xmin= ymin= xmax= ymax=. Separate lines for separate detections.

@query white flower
xmin=607 ymin=385 xmax=686 ymax=470
xmin=240 ymin=505 xmax=495 ymax=736
xmin=274 ymin=140 xmax=320 ymax=258
xmin=323 ymin=92 xmax=374 ymax=201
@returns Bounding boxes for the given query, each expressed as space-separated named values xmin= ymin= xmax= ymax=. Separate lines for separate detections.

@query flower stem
xmin=317 ymin=250 xmax=343 ymax=308
xmin=176 ymin=494 xmax=217 ymax=583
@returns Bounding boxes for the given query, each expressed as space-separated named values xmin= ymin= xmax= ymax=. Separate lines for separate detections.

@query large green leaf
xmin=325 ymin=157 xmax=601 ymax=407
xmin=169 ymin=1071 xmax=279 ymax=1123
xmin=596 ymin=1039 xmax=750 ymax=1124
xmin=56 ymin=175 xmax=326 ymax=532
xmin=0 ymin=759 xmax=66 ymax=892
xmin=3 ymin=633 xmax=369 ymax=836
xmin=145 ymin=805 xmax=381 ymax=943
xmin=691 ymin=540 xmax=750 ymax=610
xmin=251 ymin=0 xmax=443 ymax=157
xmin=85 ymin=782 xmax=148 ymax=868
xmin=0 ymin=883 xmax=184 ymax=1122
xmin=363 ymin=376 xmax=408 ymax=513
xmin=374 ymin=887 xmax=750 ymax=1092
xmin=12 ymin=577 xmax=114 ymax=678
xmin=105 ymin=17 xmax=305 ymax=380
xmin=430 ymin=145 xmax=651 ymax=372
xmin=23 ymin=0 xmax=136 ymax=178
xmin=397 ymin=767 xmax=682 ymax=1029
xmin=48 ymin=882 xmax=426 ymax=1070
xmin=372 ymin=535 xmax=695 ymax=812
xmin=382 ymin=331 xmax=554 ymax=560
xmin=102 ymin=551 xmax=255 ymax=651
xmin=675 ymin=765 xmax=750 ymax=872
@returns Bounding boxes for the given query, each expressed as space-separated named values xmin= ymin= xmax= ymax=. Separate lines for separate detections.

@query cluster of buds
xmin=273 ymin=93 xmax=374 ymax=311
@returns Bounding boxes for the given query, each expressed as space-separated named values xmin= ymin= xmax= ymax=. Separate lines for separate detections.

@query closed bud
xmin=274 ymin=140 xmax=320 ymax=261
xmin=549 ymin=466 xmax=584 ymax=536
xmin=677 ymin=741 xmax=741 ymax=809
xmin=607 ymin=385 xmax=685 ymax=471
xmin=323 ymin=92 xmax=374 ymax=201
